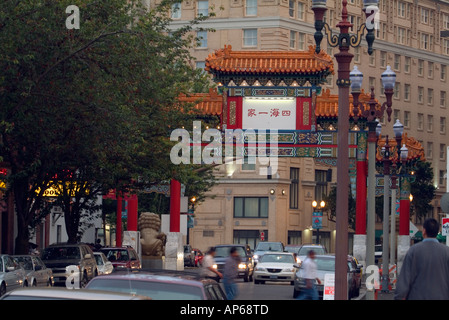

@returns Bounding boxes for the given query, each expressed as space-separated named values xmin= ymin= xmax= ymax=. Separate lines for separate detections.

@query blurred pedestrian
xmin=395 ymin=218 xmax=449 ymax=300
xmin=223 ymin=246 xmax=241 ymax=300
xmin=202 ymin=247 xmax=222 ymax=282
xmin=297 ymin=250 xmax=321 ymax=300
xmin=94 ymin=239 xmax=103 ymax=251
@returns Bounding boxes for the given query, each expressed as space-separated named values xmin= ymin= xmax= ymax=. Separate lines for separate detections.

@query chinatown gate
xmin=177 ymin=45 xmax=425 ymax=269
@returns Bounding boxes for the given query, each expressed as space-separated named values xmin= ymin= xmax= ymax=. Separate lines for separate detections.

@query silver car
xmin=0 ymin=255 xmax=28 ymax=297
xmin=253 ymin=252 xmax=298 ymax=285
xmin=12 ymin=255 xmax=54 ymax=287
xmin=0 ymin=287 xmax=150 ymax=300
xmin=93 ymin=252 xmax=113 ymax=275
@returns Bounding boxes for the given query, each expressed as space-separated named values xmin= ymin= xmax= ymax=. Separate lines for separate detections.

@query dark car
xmin=212 ymin=244 xmax=254 ymax=282
xmin=293 ymin=254 xmax=362 ymax=300
xmin=99 ymin=247 xmax=141 ymax=270
xmin=85 ymin=269 xmax=226 ymax=300
xmin=41 ymin=243 xmax=97 ymax=288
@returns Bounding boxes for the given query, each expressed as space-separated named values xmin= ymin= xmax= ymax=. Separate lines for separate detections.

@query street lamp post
xmin=312 ymin=200 xmax=326 ymax=244
xmin=350 ymin=64 xmax=396 ymax=299
xmin=312 ymin=0 xmax=379 ymax=300
xmin=390 ymin=120 xmax=404 ymax=268
xmin=380 ymin=135 xmax=391 ymax=292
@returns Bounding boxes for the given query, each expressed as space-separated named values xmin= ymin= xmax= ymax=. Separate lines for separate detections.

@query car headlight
xmin=283 ymin=268 xmax=295 ymax=272
xmin=255 ymin=266 xmax=266 ymax=272
xmin=238 ymin=263 xmax=247 ymax=270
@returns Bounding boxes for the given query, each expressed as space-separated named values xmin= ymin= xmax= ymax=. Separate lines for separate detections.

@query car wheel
xmin=0 ymin=283 xmax=6 ymax=297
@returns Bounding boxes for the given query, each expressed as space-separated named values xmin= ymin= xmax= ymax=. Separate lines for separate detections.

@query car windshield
xmin=315 ymin=257 xmax=335 ymax=272
xmin=255 ymin=243 xmax=283 ymax=252
xmin=101 ymin=249 xmax=130 ymax=262
xmin=260 ymin=254 xmax=294 ymax=264
xmin=86 ymin=278 xmax=204 ymax=300
xmin=94 ymin=254 xmax=104 ymax=265
xmin=12 ymin=256 xmax=33 ymax=270
xmin=285 ymin=246 xmax=299 ymax=254
xmin=214 ymin=247 xmax=246 ymax=258
xmin=42 ymin=247 xmax=81 ymax=260
xmin=298 ymin=247 xmax=326 ymax=256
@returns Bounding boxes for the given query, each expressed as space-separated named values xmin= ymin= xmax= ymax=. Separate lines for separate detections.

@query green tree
xmin=323 ymin=185 xmax=356 ymax=231
xmin=410 ymin=161 xmax=436 ymax=219
xmin=0 ymin=0 xmax=216 ymax=252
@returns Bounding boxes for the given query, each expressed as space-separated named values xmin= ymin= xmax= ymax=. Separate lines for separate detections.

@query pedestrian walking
xmin=395 ymin=218 xmax=449 ymax=300
xmin=202 ymin=247 xmax=222 ymax=282
xmin=223 ymin=246 xmax=241 ymax=300
xmin=297 ymin=250 xmax=321 ymax=300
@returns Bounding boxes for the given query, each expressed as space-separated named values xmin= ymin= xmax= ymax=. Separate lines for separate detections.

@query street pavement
xmin=357 ymin=285 xmax=395 ymax=300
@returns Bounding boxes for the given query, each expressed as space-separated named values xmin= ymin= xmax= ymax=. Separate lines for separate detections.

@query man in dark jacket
xmin=223 ymin=246 xmax=241 ymax=300
xmin=395 ymin=218 xmax=449 ymax=300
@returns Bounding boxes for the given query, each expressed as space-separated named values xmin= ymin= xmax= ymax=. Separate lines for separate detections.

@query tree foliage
xmin=0 ymin=0 xmax=217 ymax=252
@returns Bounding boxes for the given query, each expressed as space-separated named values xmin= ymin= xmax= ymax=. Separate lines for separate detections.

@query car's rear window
xmin=101 ymin=249 xmax=130 ymax=262
xmin=214 ymin=247 xmax=246 ymax=258
xmin=298 ymin=247 xmax=326 ymax=256
xmin=86 ymin=278 xmax=204 ymax=300
xmin=41 ymin=247 xmax=80 ymax=260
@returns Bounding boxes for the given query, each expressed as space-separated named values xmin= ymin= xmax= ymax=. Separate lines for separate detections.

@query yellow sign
xmin=36 ymin=181 xmax=90 ymax=197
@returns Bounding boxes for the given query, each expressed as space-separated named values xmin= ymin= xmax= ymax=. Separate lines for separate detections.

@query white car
xmin=93 ymin=252 xmax=114 ymax=275
xmin=0 ymin=255 xmax=28 ymax=297
xmin=253 ymin=252 xmax=299 ymax=285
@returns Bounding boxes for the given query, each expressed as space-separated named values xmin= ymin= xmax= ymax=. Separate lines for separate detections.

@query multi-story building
xmin=168 ymin=0 xmax=449 ymax=252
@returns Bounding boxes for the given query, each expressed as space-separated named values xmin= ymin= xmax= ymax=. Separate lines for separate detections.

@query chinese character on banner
xmin=282 ymin=110 xmax=291 ymax=117
xmin=270 ymin=108 xmax=280 ymax=117
xmin=248 ymin=108 xmax=256 ymax=117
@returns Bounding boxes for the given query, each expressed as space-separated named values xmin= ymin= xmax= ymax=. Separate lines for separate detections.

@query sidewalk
xmin=357 ymin=285 xmax=395 ymax=300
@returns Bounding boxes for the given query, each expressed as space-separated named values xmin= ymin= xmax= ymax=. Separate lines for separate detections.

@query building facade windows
xmin=234 ymin=197 xmax=268 ymax=218
xmin=290 ymin=168 xmax=299 ymax=209
xmin=245 ymin=0 xmax=257 ymax=16
xmin=243 ymin=29 xmax=258 ymax=47
xmin=196 ymin=31 xmax=208 ymax=48
xmin=197 ymin=0 xmax=208 ymax=16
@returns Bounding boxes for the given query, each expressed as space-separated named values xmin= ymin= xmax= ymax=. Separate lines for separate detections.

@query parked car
xmin=183 ymin=245 xmax=195 ymax=267
xmin=193 ymin=248 xmax=204 ymax=267
xmin=93 ymin=252 xmax=113 ymax=275
xmin=0 ymin=287 xmax=150 ymax=300
xmin=99 ymin=246 xmax=141 ymax=270
xmin=40 ymin=243 xmax=98 ymax=288
xmin=85 ymin=269 xmax=227 ymax=300
xmin=253 ymin=252 xmax=299 ymax=285
xmin=213 ymin=244 xmax=254 ymax=282
xmin=12 ymin=255 xmax=54 ymax=287
xmin=294 ymin=244 xmax=328 ymax=266
xmin=253 ymin=242 xmax=285 ymax=265
xmin=293 ymin=254 xmax=361 ymax=299
xmin=0 ymin=255 xmax=28 ymax=297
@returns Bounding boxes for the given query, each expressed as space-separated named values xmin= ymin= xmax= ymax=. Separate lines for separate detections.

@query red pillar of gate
xmin=116 ymin=195 xmax=122 ymax=247
xmin=127 ymin=194 xmax=138 ymax=231
xmin=355 ymin=159 xmax=367 ymax=235
xmin=170 ymin=179 xmax=181 ymax=232
xmin=399 ymin=177 xmax=411 ymax=236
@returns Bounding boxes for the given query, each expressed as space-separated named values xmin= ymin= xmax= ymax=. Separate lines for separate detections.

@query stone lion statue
xmin=138 ymin=212 xmax=166 ymax=257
